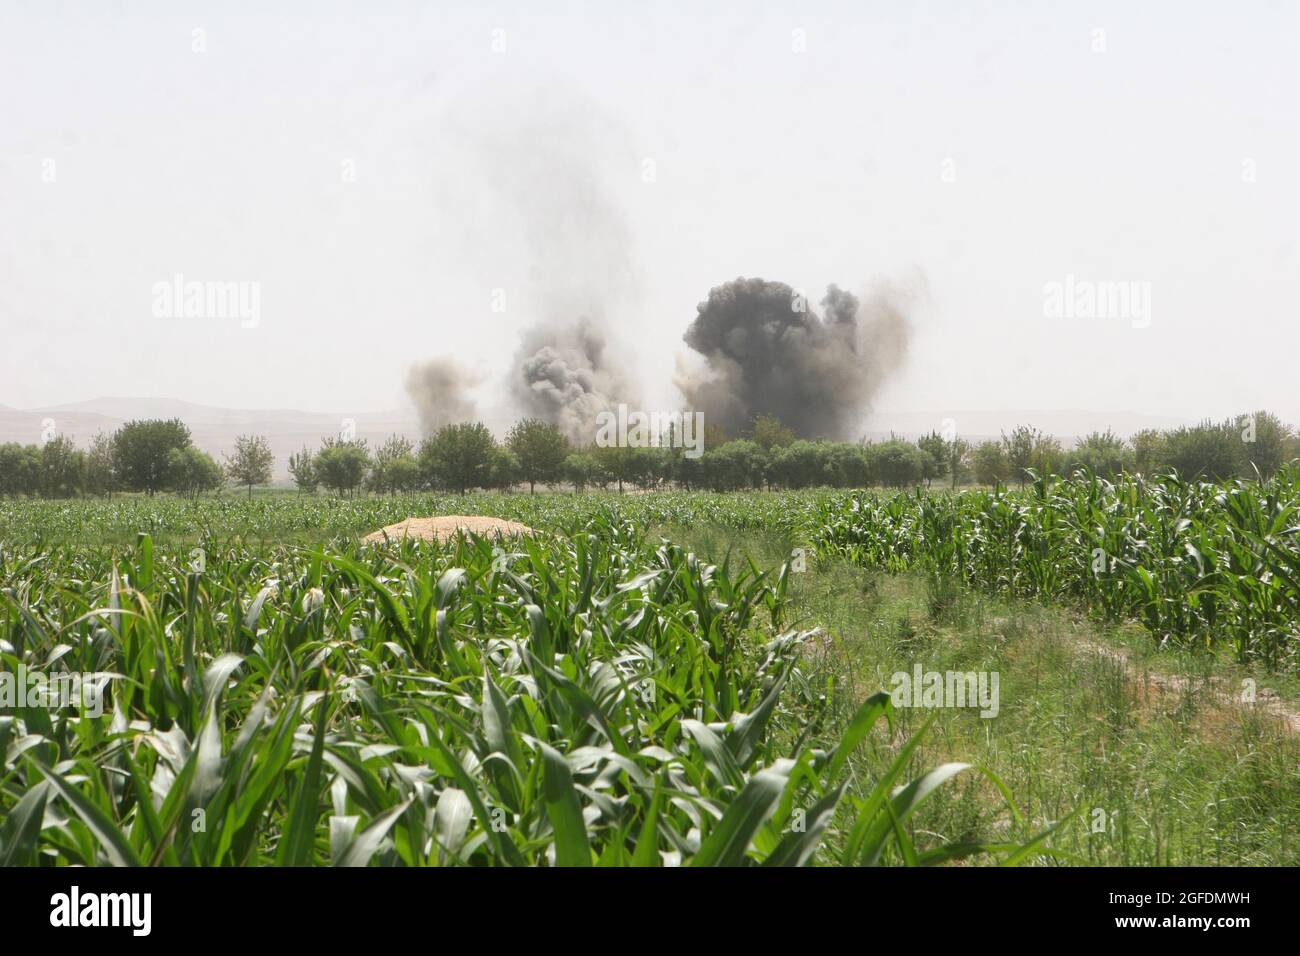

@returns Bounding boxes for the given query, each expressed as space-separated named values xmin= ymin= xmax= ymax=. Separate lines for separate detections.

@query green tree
xmin=1001 ymin=426 xmax=1042 ymax=486
xmin=672 ymin=452 xmax=702 ymax=491
xmin=702 ymin=422 xmax=730 ymax=453
xmin=1158 ymin=420 xmax=1239 ymax=481
xmin=972 ymin=440 xmax=1009 ymax=485
xmin=1030 ymin=434 xmax=1064 ymax=478
xmin=562 ymin=452 xmax=600 ymax=491
xmin=872 ymin=439 xmax=926 ymax=488
xmin=113 ymin=419 xmax=192 ymax=495
xmin=166 ymin=447 xmax=224 ymax=499
xmin=488 ymin=447 xmax=520 ymax=490
xmin=40 ymin=435 xmax=85 ymax=498
xmin=946 ymin=438 xmax=971 ymax=489
xmin=768 ymin=441 xmax=825 ymax=489
xmin=593 ymin=444 xmax=633 ymax=492
xmin=1065 ymin=430 xmax=1134 ymax=479
xmin=916 ymin=432 xmax=950 ymax=487
xmin=288 ymin=445 xmax=319 ymax=493
xmin=0 ymin=444 xmax=23 ymax=497
xmin=765 ymin=441 xmax=869 ymax=489
xmin=1238 ymin=410 xmax=1293 ymax=480
xmin=506 ymin=418 xmax=570 ymax=493
xmin=700 ymin=440 xmax=767 ymax=491
xmin=84 ymin=431 xmax=117 ymax=497
xmin=820 ymin=442 xmax=870 ymax=487
xmin=224 ymin=434 xmax=274 ymax=497
xmin=636 ymin=446 xmax=674 ymax=490
xmin=419 ymin=423 xmax=496 ymax=494
xmin=369 ymin=435 xmax=420 ymax=494
xmin=316 ymin=439 xmax=371 ymax=496
xmin=1131 ymin=429 xmax=1165 ymax=476
xmin=0 ymin=444 xmax=41 ymax=497
xmin=388 ymin=455 xmax=422 ymax=493
xmin=749 ymin=415 xmax=795 ymax=452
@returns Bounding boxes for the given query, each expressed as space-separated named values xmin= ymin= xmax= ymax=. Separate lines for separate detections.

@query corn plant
xmin=0 ymin=517 xmax=1050 ymax=866
xmin=815 ymin=467 xmax=1300 ymax=668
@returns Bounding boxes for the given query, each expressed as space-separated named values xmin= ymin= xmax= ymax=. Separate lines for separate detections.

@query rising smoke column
xmin=408 ymin=85 xmax=640 ymax=441
xmin=678 ymin=277 xmax=912 ymax=438
xmin=494 ymin=101 xmax=640 ymax=442
xmin=405 ymin=358 xmax=479 ymax=435
xmin=512 ymin=317 xmax=631 ymax=443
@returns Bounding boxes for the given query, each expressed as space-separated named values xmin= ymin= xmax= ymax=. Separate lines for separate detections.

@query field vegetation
xmin=2 ymin=477 xmax=1298 ymax=866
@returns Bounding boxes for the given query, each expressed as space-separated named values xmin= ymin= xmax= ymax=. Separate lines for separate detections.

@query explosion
xmin=677 ymin=277 xmax=912 ymax=438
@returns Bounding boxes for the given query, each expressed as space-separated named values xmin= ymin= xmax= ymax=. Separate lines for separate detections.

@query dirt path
xmin=1074 ymin=636 xmax=1300 ymax=734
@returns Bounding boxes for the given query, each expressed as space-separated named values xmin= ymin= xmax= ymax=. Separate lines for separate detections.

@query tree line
xmin=965 ymin=412 xmax=1296 ymax=486
xmin=0 ymin=419 xmax=272 ymax=499
xmin=0 ymin=411 xmax=1294 ymax=499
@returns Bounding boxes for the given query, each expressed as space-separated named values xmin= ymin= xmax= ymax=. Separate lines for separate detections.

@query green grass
xmin=780 ymin=561 xmax=1300 ymax=865
xmin=635 ymin=512 xmax=1300 ymax=865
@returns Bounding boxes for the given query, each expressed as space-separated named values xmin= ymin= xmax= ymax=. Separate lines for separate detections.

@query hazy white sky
xmin=3 ymin=0 xmax=1298 ymax=429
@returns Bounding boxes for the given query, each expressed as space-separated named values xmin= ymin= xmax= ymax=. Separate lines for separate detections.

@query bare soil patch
xmin=362 ymin=515 xmax=537 ymax=545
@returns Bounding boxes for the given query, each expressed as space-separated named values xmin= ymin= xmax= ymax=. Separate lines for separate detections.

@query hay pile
xmin=362 ymin=515 xmax=537 ymax=546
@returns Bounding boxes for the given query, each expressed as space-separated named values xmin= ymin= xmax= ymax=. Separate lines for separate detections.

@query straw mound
xmin=362 ymin=515 xmax=537 ymax=545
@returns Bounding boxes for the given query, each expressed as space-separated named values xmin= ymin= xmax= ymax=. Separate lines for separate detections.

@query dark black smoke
xmin=678 ymin=277 xmax=911 ymax=438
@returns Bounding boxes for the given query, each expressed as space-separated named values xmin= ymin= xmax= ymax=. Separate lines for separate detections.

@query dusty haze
xmin=2 ymin=2 xmax=1298 ymax=438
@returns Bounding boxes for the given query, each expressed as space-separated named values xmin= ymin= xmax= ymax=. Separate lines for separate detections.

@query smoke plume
xmin=678 ymin=277 xmax=913 ymax=439
xmin=409 ymin=85 xmax=639 ymax=440
xmin=512 ymin=317 xmax=631 ymax=442
xmin=494 ymin=98 xmax=639 ymax=442
xmin=405 ymin=358 xmax=479 ymax=435
xmin=408 ymin=88 xmax=912 ymax=444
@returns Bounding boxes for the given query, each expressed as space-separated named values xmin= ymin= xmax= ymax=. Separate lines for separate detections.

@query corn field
xmin=0 ymin=512 xmax=1058 ymax=867
xmin=815 ymin=468 xmax=1300 ymax=669
xmin=4 ymin=469 xmax=1294 ymax=867
xmin=0 ymin=491 xmax=820 ymax=546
